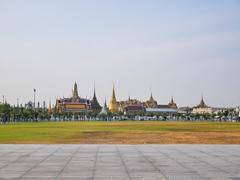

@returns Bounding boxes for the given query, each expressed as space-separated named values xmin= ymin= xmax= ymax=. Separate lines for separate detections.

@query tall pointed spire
xmin=93 ymin=81 xmax=96 ymax=98
xmin=200 ymin=96 xmax=206 ymax=107
xmin=100 ymin=97 xmax=108 ymax=114
xmin=111 ymin=84 xmax=117 ymax=102
xmin=72 ymin=82 xmax=79 ymax=98
xmin=104 ymin=97 xmax=107 ymax=109
xmin=196 ymin=95 xmax=208 ymax=108
xmin=91 ymin=81 xmax=101 ymax=111
xmin=150 ymin=92 xmax=154 ymax=101
xmin=109 ymin=83 xmax=119 ymax=113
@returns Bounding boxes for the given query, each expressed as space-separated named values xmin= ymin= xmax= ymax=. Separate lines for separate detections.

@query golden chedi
xmin=109 ymin=85 xmax=119 ymax=113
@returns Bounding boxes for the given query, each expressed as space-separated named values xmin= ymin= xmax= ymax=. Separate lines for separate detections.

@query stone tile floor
xmin=0 ymin=145 xmax=240 ymax=180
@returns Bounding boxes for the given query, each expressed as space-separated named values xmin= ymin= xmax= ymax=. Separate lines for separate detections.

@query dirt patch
xmin=58 ymin=131 xmax=240 ymax=144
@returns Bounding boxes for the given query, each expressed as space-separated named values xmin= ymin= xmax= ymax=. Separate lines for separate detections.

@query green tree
xmin=0 ymin=103 xmax=11 ymax=123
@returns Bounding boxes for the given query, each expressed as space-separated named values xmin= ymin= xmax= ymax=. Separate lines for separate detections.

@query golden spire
xmin=111 ymin=84 xmax=117 ymax=103
xmin=109 ymin=83 xmax=119 ymax=113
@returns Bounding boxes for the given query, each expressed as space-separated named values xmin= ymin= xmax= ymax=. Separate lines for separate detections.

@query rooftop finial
xmin=93 ymin=80 xmax=96 ymax=98
xmin=111 ymin=83 xmax=117 ymax=102
xmin=150 ymin=92 xmax=154 ymax=101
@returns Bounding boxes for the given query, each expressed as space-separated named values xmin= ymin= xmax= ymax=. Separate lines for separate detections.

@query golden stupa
xmin=108 ymin=85 xmax=119 ymax=113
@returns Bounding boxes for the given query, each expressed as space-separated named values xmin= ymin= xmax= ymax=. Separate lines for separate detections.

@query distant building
xmin=25 ymin=101 xmax=34 ymax=109
xmin=56 ymin=82 xmax=91 ymax=113
xmin=192 ymin=96 xmax=213 ymax=114
xmin=178 ymin=107 xmax=192 ymax=114
xmin=144 ymin=94 xmax=177 ymax=114
xmin=119 ymin=97 xmax=145 ymax=114
xmin=146 ymin=107 xmax=177 ymax=114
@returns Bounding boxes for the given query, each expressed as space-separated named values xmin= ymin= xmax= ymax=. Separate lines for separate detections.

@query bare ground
xmin=58 ymin=131 xmax=240 ymax=144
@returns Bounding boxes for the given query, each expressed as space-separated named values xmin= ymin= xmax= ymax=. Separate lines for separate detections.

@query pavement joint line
xmin=217 ymin=148 xmax=240 ymax=158
xmin=195 ymin=149 xmax=231 ymax=174
xmin=0 ymin=145 xmax=24 ymax=157
xmin=92 ymin=145 xmax=100 ymax=180
xmin=197 ymin=148 xmax=239 ymax=166
xmin=134 ymin=145 xmax=169 ymax=180
xmin=18 ymin=145 xmax=64 ymax=180
xmin=0 ymin=145 xmax=45 ymax=171
xmin=174 ymin=147 xmax=230 ymax=175
xmin=152 ymin=146 xmax=209 ymax=180
xmin=54 ymin=145 xmax=81 ymax=180
xmin=0 ymin=146 xmax=29 ymax=169
xmin=116 ymin=145 xmax=132 ymax=180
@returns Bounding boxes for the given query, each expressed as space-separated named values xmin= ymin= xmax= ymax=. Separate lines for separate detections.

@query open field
xmin=1 ymin=121 xmax=240 ymax=144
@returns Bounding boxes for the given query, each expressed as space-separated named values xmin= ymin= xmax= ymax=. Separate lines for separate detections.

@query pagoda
xmin=100 ymin=98 xmax=108 ymax=115
xmin=108 ymin=84 xmax=119 ymax=113
xmin=91 ymin=84 xmax=102 ymax=112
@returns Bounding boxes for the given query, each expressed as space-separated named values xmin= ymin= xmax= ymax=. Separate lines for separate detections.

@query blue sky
xmin=0 ymin=0 xmax=240 ymax=107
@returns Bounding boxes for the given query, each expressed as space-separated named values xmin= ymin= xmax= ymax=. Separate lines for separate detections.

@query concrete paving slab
xmin=0 ymin=145 xmax=240 ymax=180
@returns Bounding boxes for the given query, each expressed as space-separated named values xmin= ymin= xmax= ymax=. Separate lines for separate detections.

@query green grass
xmin=1 ymin=121 xmax=240 ymax=144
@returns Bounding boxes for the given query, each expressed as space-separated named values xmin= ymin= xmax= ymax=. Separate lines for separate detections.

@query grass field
xmin=1 ymin=121 xmax=240 ymax=144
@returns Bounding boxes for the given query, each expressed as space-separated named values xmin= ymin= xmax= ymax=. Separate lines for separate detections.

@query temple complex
xmin=53 ymin=83 xmax=215 ymax=116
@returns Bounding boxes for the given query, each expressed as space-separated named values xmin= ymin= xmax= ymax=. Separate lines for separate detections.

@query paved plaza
xmin=0 ymin=145 xmax=240 ymax=180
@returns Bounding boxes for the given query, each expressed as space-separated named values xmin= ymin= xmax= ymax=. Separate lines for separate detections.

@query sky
xmin=0 ymin=0 xmax=240 ymax=107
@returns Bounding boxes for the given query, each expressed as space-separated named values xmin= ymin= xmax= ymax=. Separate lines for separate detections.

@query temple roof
xmin=124 ymin=105 xmax=145 ymax=111
xmin=168 ymin=97 xmax=177 ymax=108
xmin=145 ymin=92 xmax=158 ymax=108
xmin=158 ymin=105 xmax=172 ymax=108
xmin=91 ymin=85 xmax=101 ymax=111
xmin=195 ymin=96 xmax=209 ymax=108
